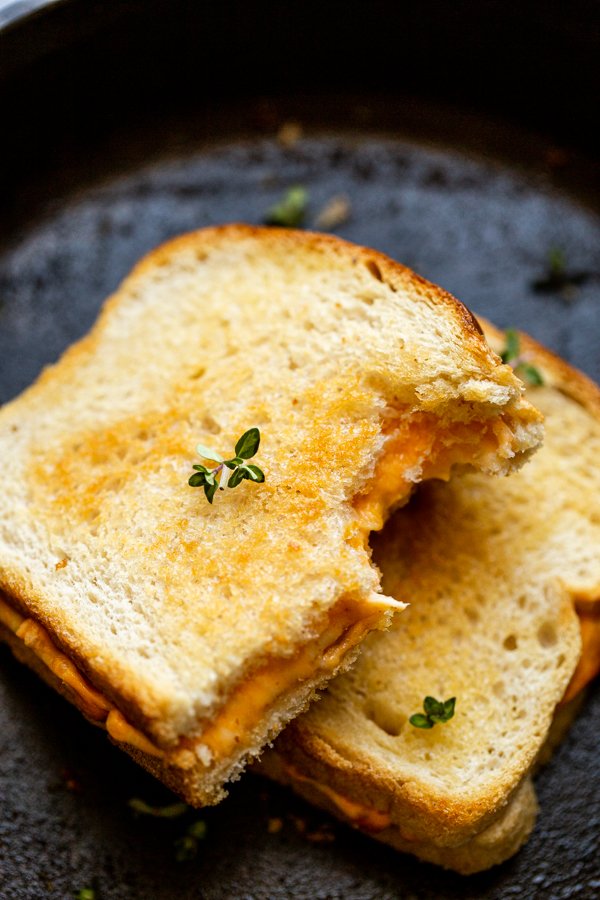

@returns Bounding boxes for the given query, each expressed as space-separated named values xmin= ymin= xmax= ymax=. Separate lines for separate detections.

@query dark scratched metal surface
xmin=1 ymin=129 xmax=599 ymax=900
xmin=1 ymin=4 xmax=600 ymax=898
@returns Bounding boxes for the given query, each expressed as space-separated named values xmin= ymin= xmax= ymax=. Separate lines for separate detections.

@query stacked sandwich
xmin=0 ymin=225 xmax=597 ymax=872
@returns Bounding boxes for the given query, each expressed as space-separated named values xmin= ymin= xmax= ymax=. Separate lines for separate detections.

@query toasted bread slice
xmin=0 ymin=228 xmax=541 ymax=805
xmin=260 ymin=321 xmax=599 ymax=863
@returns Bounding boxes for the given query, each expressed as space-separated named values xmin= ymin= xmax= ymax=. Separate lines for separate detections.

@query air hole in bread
xmin=345 ymin=306 xmax=372 ymax=324
xmin=201 ymin=416 xmax=221 ymax=435
xmin=556 ymin=653 xmax=566 ymax=668
xmin=365 ymin=259 xmax=384 ymax=283
xmin=503 ymin=634 xmax=518 ymax=651
xmin=288 ymin=358 xmax=299 ymax=371
xmin=537 ymin=621 xmax=558 ymax=648
xmin=190 ymin=366 xmax=206 ymax=380
xmin=304 ymin=320 xmax=315 ymax=331
xmin=357 ymin=291 xmax=376 ymax=306
xmin=492 ymin=680 xmax=505 ymax=698
xmin=364 ymin=699 xmax=406 ymax=737
xmin=465 ymin=606 xmax=480 ymax=623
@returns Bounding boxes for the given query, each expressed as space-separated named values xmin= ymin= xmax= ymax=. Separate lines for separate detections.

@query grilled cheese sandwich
xmin=0 ymin=227 xmax=542 ymax=805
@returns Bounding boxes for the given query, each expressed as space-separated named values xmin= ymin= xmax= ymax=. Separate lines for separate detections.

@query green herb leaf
xmin=500 ymin=329 xmax=544 ymax=387
xmin=128 ymin=798 xmax=189 ymax=818
xmin=174 ymin=819 xmax=207 ymax=862
xmin=227 ymin=467 xmax=246 ymax=489
xmin=195 ymin=443 xmax=224 ymax=463
xmin=235 ymin=427 xmax=261 ymax=459
xmin=500 ymin=328 xmax=520 ymax=364
xmin=192 ymin=464 xmax=210 ymax=473
xmin=265 ymin=186 xmax=308 ymax=228
xmin=410 ymin=696 xmax=456 ymax=729
xmin=515 ymin=362 xmax=544 ymax=387
xmin=443 ymin=697 xmax=456 ymax=718
xmin=174 ymin=834 xmax=198 ymax=862
xmin=74 ymin=891 xmax=96 ymax=900
xmin=187 ymin=819 xmax=207 ymax=840
xmin=423 ymin=696 xmax=444 ymax=717
xmin=188 ymin=472 xmax=207 ymax=487
xmin=409 ymin=713 xmax=434 ymax=729
xmin=548 ymin=246 xmax=566 ymax=277
xmin=204 ymin=481 xmax=219 ymax=504
xmin=245 ymin=464 xmax=265 ymax=482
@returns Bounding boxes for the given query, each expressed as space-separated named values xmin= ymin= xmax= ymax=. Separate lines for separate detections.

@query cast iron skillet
xmin=0 ymin=3 xmax=599 ymax=898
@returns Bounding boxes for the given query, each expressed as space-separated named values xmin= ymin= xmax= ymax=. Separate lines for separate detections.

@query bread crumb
xmin=314 ymin=195 xmax=351 ymax=231
xmin=277 ymin=121 xmax=303 ymax=147
xmin=267 ymin=817 xmax=283 ymax=834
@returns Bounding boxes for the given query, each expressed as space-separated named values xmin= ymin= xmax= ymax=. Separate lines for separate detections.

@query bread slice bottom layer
xmin=0 ymin=590 xmax=394 ymax=804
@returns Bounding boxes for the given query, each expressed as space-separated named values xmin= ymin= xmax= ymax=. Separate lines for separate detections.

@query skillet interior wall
xmin=1 ymin=0 xmax=600 ymax=223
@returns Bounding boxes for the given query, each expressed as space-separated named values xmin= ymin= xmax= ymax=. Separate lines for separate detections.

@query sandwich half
xmin=260 ymin=321 xmax=600 ymax=869
xmin=0 ymin=227 xmax=542 ymax=806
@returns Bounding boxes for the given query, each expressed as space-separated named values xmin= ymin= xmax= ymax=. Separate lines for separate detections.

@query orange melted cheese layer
xmin=0 ymin=592 xmax=395 ymax=765
xmin=282 ymin=762 xmax=392 ymax=833
xmin=561 ymin=609 xmax=600 ymax=704
xmin=194 ymin=598 xmax=394 ymax=762
xmin=353 ymin=413 xmax=513 ymax=533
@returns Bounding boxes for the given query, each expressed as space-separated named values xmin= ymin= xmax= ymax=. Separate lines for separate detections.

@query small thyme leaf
xmin=188 ymin=472 xmax=206 ymax=487
xmin=227 ymin=467 xmax=246 ymax=489
xmin=187 ymin=820 xmax=207 ymax=840
xmin=423 ymin=696 xmax=443 ymax=717
xmin=244 ymin=464 xmax=265 ymax=482
xmin=515 ymin=362 xmax=545 ymax=387
xmin=409 ymin=713 xmax=434 ymax=729
xmin=75 ymin=891 xmax=96 ymax=900
xmin=500 ymin=329 xmax=544 ymax=387
xmin=204 ymin=481 xmax=218 ymax=504
xmin=410 ymin=696 xmax=456 ymax=729
xmin=265 ymin=186 xmax=308 ymax=228
xmin=531 ymin=246 xmax=591 ymax=296
xmin=174 ymin=819 xmax=207 ymax=862
xmin=128 ymin=798 xmax=189 ymax=818
xmin=235 ymin=427 xmax=261 ymax=459
xmin=500 ymin=328 xmax=520 ymax=364
xmin=195 ymin=443 xmax=224 ymax=463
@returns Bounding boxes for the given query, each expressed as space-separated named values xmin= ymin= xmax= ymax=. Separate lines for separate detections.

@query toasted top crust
xmin=272 ymin=320 xmax=600 ymax=844
xmin=0 ymin=227 xmax=540 ymax=747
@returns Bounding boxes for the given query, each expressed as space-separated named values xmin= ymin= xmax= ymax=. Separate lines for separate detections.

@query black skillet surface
xmin=1 ymin=2 xmax=600 ymax=898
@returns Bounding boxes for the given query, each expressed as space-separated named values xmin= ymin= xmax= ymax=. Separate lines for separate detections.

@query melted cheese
xmin=353 ymin=414 xmax=503 ymax=533
xmin=0 ymin=590 xmax=394 ymax=767
xmin=106 ymin=709 xmax=165 ymax=757
xmin=197 ymin=599 xmax=391 ymax=760
xmin=15 ymin=618 xmax=111 ymax=723
xmin=282 ymin=762 xmax=392 ymax=833
xmin=561 ymin=610 xmax=600 ymax=704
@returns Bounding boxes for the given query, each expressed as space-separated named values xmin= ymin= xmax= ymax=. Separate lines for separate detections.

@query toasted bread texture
xmin=262 ymin=320 xmax=599 ymax=864
xmin=0 ymin=227 xmax=542 ymax=805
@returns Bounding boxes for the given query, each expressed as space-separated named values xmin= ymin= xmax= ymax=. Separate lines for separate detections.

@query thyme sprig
xmin=410 ymin=696 xmax=456 ymax=730
xmin=188 ymin=428 xmax=265 ymax=504
xmin=500 ymin=328 xmax=544 ymax=387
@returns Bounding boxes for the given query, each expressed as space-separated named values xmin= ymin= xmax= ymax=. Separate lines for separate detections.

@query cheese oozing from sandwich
xmin=0 ymin=591 xmax=397 ymax=765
